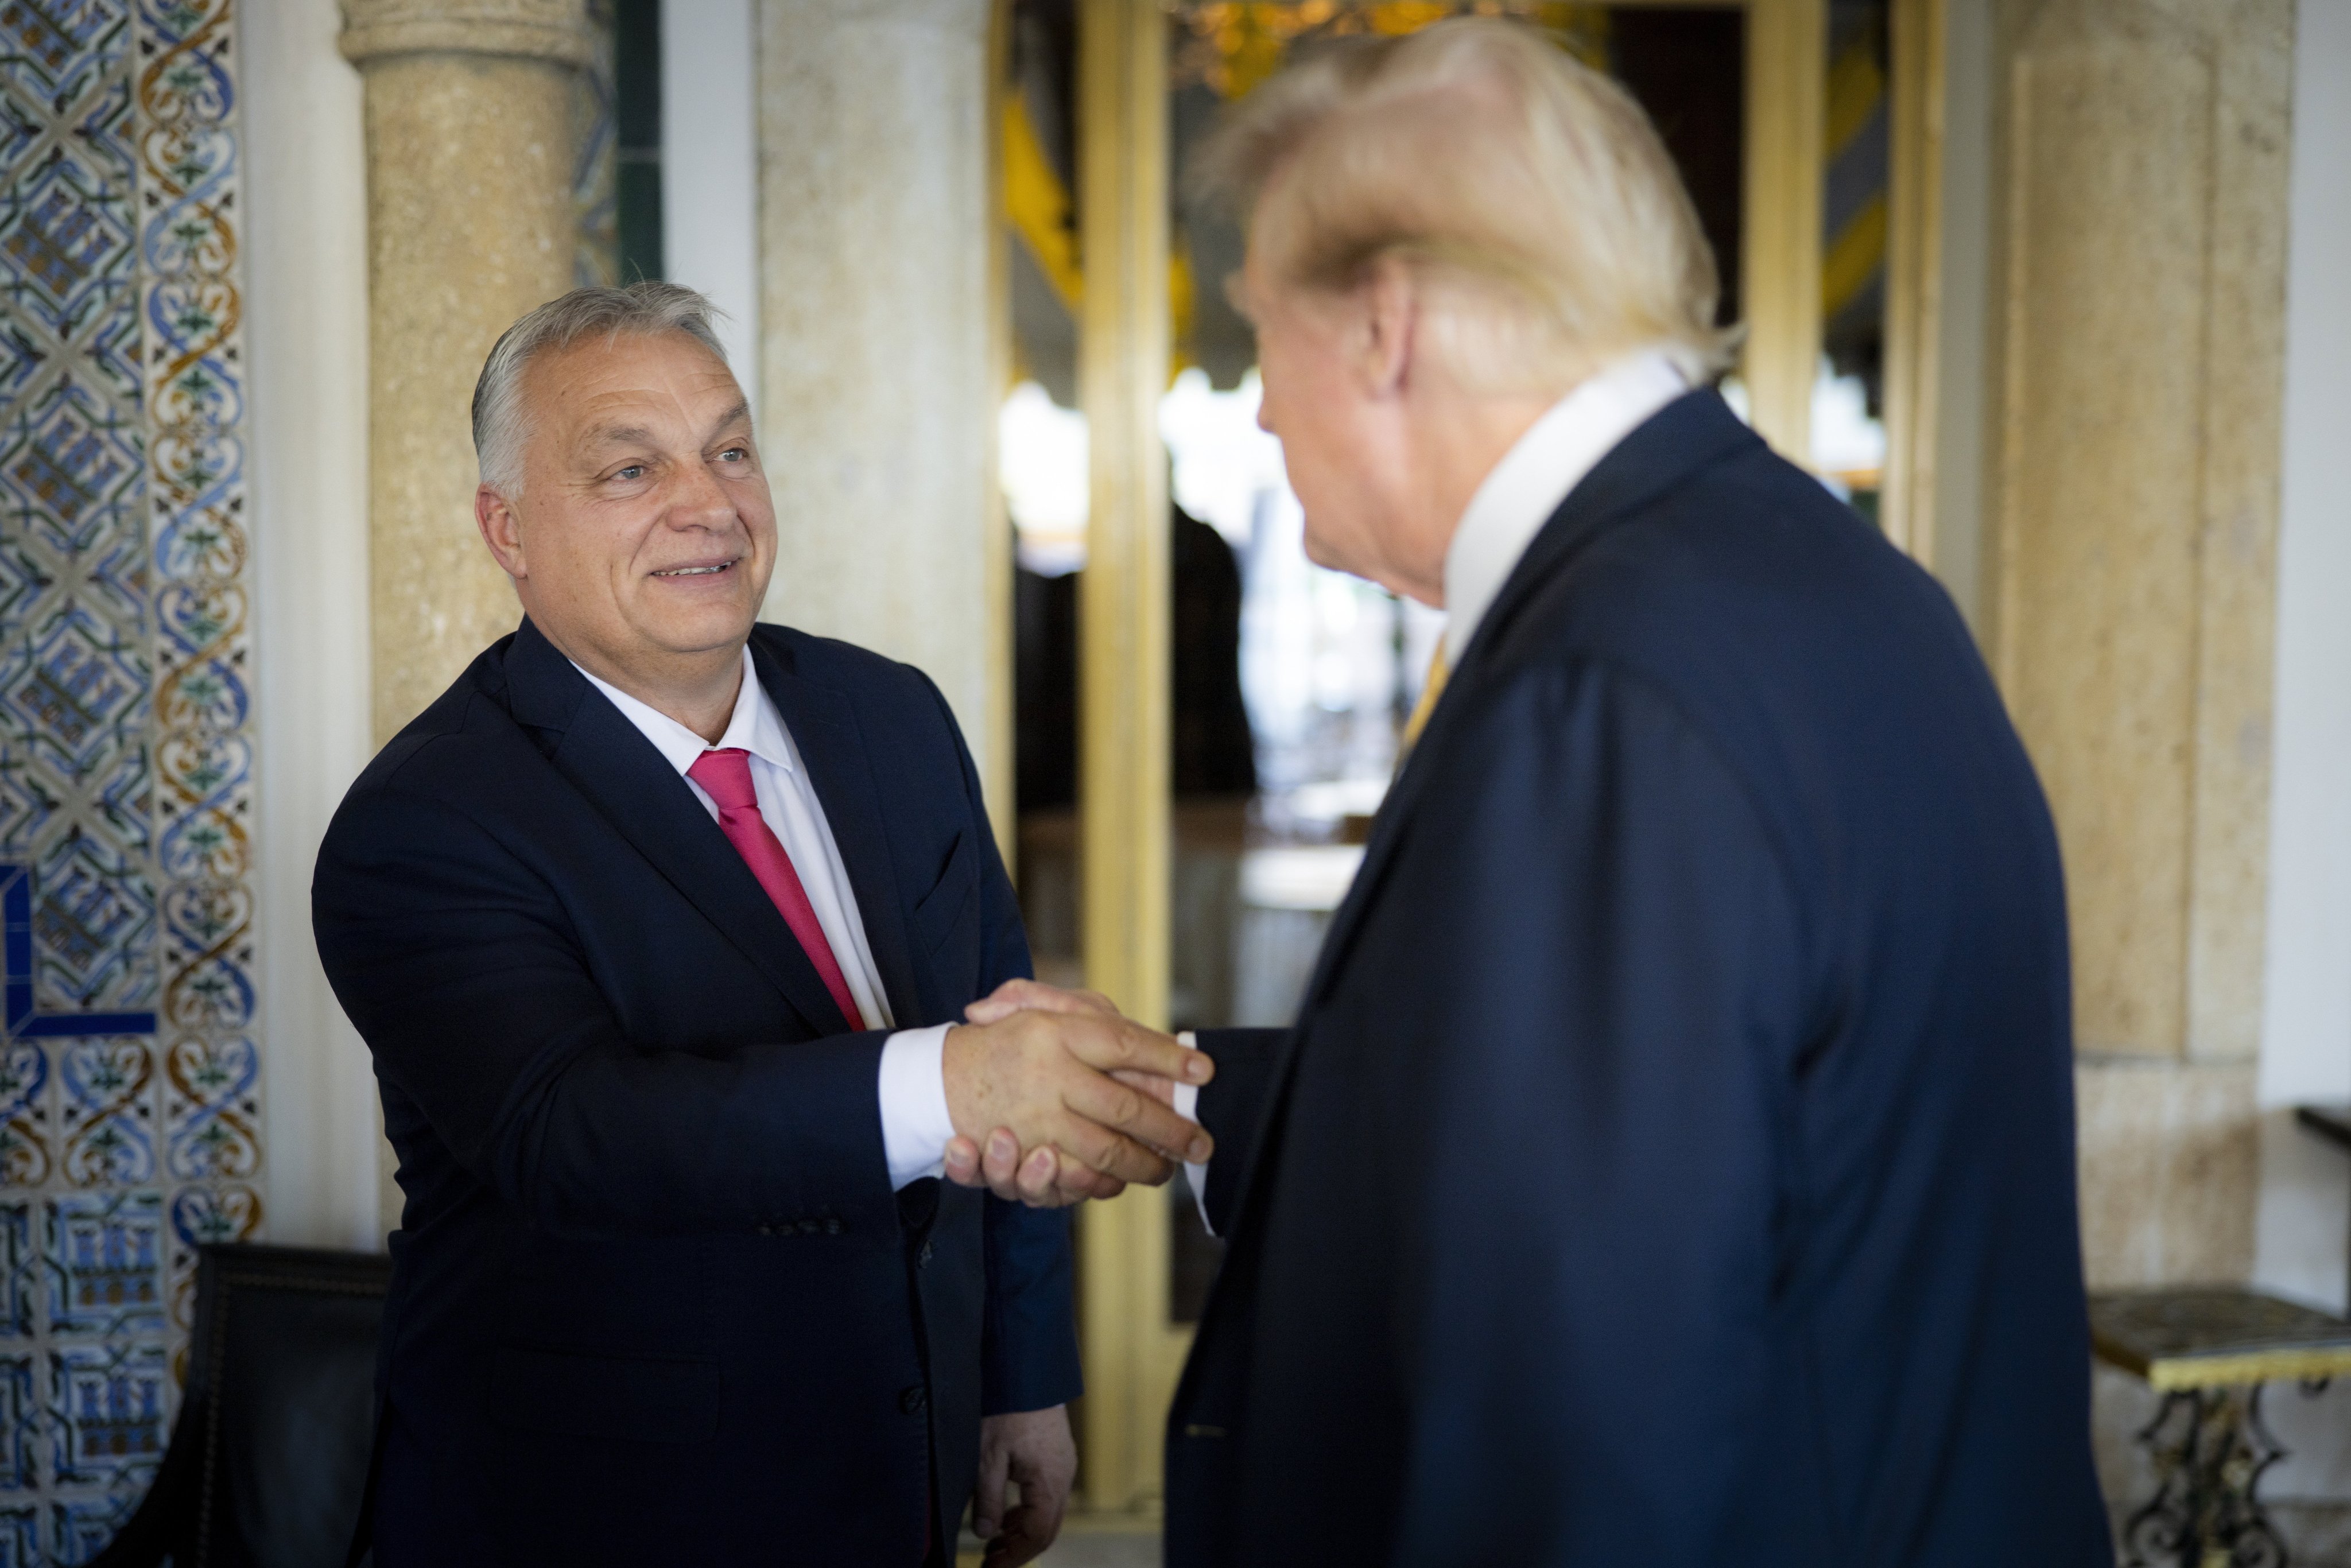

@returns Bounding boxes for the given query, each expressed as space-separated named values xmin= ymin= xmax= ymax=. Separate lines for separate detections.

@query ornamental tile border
xmin=0 ymin=0 xmax=257 ymax=1557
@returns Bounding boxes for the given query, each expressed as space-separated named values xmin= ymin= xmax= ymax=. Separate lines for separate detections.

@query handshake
xmin=938 ymin=978 xmax=1212 ymax=1209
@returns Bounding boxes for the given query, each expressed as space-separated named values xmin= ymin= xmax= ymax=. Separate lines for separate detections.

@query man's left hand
xmin=973 ymin=1404 xmax=1076 ymax=1566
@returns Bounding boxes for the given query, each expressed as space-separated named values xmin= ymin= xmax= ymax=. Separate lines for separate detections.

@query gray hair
xmin=471 ymin=281 xmax=730 ymax=498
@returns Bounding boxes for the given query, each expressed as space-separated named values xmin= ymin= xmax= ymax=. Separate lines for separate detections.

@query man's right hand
xmin=940 ymin=1004 xmax=1213 ymax=1203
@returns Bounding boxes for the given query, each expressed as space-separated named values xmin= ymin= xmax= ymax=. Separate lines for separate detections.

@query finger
xmin=1064 ymin=1016 xmax=1213 ymax=1089
xmin=1109 ymin=1067 xmax=1179 ymax=1108
xmin=1048 ymin=1158 xmax=1122 ymax=1204
xmin=943 ymin=1136 xmax=985 ymax=1187
xmin=1064 ymin=1071 xmax=1213 ymax=1165
xmin=1055 ymin=1118 xmax=1177 ymax=1187
xmin=983 ymin=1129 xmax=1027 ymax=1204
xmin=973 ymin=1433 xmax=1010 ymax=1541
xmin=1015 ymin=1144 xmax=1062 ymax=1206
xmin=984 ymin=1504 xmax=1050 ymax=1567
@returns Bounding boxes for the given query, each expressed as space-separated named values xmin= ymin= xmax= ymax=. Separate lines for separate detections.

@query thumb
xmin=966 ymin=978 xmax=1121 ymax=1026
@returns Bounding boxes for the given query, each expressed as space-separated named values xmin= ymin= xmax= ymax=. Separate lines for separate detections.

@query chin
xmin=641 ymin=600 xmax=761 ymax=655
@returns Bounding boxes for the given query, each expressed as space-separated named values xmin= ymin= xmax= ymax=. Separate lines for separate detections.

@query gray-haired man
xmin=313 ymin=283 xmax=1210 ymax=1566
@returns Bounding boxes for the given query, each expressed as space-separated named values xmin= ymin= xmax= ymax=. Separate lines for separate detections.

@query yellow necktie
xmin=1399 ymin=643 xmax=1450 ymax=758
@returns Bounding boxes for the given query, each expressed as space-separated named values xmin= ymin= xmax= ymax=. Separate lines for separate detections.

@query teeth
xmin=655 ymin=564 xmax=730 ymax=576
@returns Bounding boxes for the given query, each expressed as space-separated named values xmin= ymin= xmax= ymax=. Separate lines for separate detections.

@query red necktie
xmin=686 ymin=748 xmax=867 ymax=1033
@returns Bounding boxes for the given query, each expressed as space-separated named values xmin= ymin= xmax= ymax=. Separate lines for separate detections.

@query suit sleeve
xmin=914 ymin=672 xmax=1084 ymax=1416
xmin=313 ymin=782 xmax=897 ymax=1238
xmin=1186 ymin=1027 xmax=1288 ymax=1236
xmin=1383 ymin=661 xmax=1811 ymax=1566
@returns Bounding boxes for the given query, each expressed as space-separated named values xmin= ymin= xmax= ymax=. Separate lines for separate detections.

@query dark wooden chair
xmin=91 ymin=1242 xmax=391 ymax=1568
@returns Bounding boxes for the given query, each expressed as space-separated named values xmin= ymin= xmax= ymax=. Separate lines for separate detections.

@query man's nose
xmin=668 ymin=457 xmax=736 ymax=527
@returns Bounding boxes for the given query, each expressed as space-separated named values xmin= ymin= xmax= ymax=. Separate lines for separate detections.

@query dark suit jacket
xmin=312 ymin=619 xmax=1078 ymax=1567
xmin=1173 ymin=391 xmax=2112 ymax=1567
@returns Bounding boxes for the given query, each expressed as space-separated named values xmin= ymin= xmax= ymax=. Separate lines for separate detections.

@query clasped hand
xmin=939 ymin=979 xmax=1203 ymax=1208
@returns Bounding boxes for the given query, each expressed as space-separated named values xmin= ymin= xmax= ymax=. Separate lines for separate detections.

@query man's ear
xmin=475 ymin=485 xmax=527 ymax=581
xmin=1355 ymin=254 xmax=1418 ymax=399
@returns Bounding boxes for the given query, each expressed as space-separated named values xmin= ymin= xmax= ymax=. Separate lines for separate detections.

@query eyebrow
xmin=703 ymin=401 xmax=752 ymax=444
xmin=579 ymin=422 xmax=657 ymax=453
xmin=576 ymin=400 xmax=752 ymax=458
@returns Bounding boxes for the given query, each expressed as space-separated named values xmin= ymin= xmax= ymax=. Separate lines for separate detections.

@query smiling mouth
xmin=651 ymin=561 xmax=735 ymax=577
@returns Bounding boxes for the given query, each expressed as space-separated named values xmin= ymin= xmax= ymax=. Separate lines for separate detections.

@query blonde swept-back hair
xmin=1190 ymin=18 xmax=1735 ymax=394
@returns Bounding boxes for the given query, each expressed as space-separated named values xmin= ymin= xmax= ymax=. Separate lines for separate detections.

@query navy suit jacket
xmin=1173 ymin=392 xmax=2112 ymax=1566
xmin=313 ymin=618 xmax=1078 ymax=1566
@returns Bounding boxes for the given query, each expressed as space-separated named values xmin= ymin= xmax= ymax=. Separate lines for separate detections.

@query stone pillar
xmin=1981 ymin=0 xmax=2291 ymax=1287
xmin=756 ymin=0 xmax=1003 ymax=800
xmin=340 ymin=0 xmax=594 ymax=746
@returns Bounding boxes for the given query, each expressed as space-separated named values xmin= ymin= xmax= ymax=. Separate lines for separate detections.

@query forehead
xmin=525 ymin=331 xmax=744 ymax=434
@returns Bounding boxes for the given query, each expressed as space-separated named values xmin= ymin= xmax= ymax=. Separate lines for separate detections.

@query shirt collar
xmin=1441 ymin=348 xmax=1688 ymax=666
xmin=572 ymin=645 xmax=797 ymax=778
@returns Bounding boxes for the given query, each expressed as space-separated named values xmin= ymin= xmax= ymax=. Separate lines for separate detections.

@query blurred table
xmin=2090 ymin=1287 xmax=2351 ymax=1567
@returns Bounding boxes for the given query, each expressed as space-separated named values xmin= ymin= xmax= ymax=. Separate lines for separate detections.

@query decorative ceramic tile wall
xmin=0 ymin=0 xmax=255 ymax=1557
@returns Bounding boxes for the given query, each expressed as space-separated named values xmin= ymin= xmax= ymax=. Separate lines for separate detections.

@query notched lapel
xmin=751 ymin=640 xmax=924 ymax=1028
xmin=506 ymin=623 xmax=860 ymax=1038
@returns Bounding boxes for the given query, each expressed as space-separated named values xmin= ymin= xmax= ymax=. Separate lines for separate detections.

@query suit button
xmin=899 ymin=1384 xmax=927 ymax=1415
xmin=917 ymin=1238 xmax=933 ymax=1267
xmin=825 ymin=1217 xmax=844 ymax=1236
xmin=754 ymin=1223 xmax=774 ymax=1237
xmin=798 ymin=1218 xmax=820 ymax=1235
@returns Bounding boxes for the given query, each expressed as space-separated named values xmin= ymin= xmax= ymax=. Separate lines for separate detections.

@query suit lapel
xmin=1217 ymin=392 xmax=1764 ymax=1242
xmin=503 ymin=619 xmax=858 ymax=1038
xmin=750 ymin=635 xmax=924 ymax=1027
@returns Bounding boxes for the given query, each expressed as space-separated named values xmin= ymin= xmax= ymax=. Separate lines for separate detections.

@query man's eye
xmin=614 ymin=465 xmax=646 ymax=482
xmin=717 ymin=448 xmax=746 ymax=463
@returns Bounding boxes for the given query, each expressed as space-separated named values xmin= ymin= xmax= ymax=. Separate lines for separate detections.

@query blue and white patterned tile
xmin=44 ymin=1339 xmax=162 ymax=1490
xmin=0 ymin=1207 xmax=33 ymax=1338
xmin=0 ymin=1050 xmax=52 ymax=1194
xmin=0 ymin=315 xmax=43 ymax=410
xmin=25 ymin=833 xmax=153 ymax=1018
xmin=0 ymin=72 xmax=46 ymax=183
xmin=0 ymin=158 xmax=135 ymax=350
xmin=0 ymin=537 xmax=51 ymax=642
xmin=0 ymin=379 xmax=141 ymax=568
xmin=44 ymin=1493 xmax=134 ymax=1566
xmin=0 ymin=603 xmax=141 ymax=782
xmin=0 ymin=0 xmax=252 ymax=1551
xmin=158 ymin=1033 xmax=250 ymax=1183
xmin=52 ymin=1042 xmax=148 ymax=1191
xmin=0 ymin=733 xmax=60 ymax=863
xmin=0 ymin=1507 xmax=32 ymax=1568
xmin=38 ymin=1192 xmax=158 ymax=1341
xmin=0 ymin=1 xmax=130 ymax=108
xmin=0 ymin=1357 xmax=32 ymax=1492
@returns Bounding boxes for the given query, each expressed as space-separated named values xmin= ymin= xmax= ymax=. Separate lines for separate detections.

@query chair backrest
xmin=181 ymin=1243 xmax=392 ymax=1568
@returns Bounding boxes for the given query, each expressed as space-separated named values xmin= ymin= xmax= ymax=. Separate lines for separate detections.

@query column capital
xmin=339 ymin=0 xmax=595 ymax=69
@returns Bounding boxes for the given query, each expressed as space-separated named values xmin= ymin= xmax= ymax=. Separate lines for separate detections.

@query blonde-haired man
xmin=953 ymin=19 xmax=2110 ymax=1566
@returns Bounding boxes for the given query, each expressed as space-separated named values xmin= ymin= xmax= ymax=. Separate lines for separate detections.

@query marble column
xmin=1982 ymin=0 xmax=2291 ymax=1287
xmin=340 ymin=0 xmax=594 ymax=746
xmin=756 ymin=0 xmax=1004 ymax=808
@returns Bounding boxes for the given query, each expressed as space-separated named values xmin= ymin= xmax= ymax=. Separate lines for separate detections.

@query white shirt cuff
xmin=878 ymin=1023 xmax=957 ymax=1190
xmin=1176 ymin=1031 xmax=1213 ymax=1235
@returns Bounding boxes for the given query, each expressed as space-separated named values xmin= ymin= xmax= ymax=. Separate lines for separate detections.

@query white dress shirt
xmin=1171 ymin=349 xmax=1689 ymax=1229
xmin=573 ymin=649 xmax=957 ymax=1190
xmin=1442 ymin=348 xmax=1689 ymax=666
